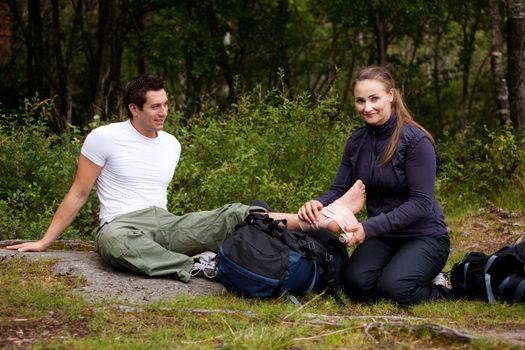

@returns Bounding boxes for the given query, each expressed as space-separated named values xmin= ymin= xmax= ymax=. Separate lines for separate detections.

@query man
xmin=7 ymin=75 xmax=264 ymax=281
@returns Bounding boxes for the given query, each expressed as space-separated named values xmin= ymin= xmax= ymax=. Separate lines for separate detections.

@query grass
xmin=1 ymin=255 xmax=525 ymax=349
xmin=1 ymin=192 xmax=525 ymax=349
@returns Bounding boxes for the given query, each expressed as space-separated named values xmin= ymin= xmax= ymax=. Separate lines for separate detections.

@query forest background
xmin=0 ymin=0 xmax=524 ymax=241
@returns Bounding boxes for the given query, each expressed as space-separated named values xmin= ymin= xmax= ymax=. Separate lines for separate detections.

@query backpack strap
xmin=483 ymin=255 xmax=499 ymax=303
xmin=280 ymin=229 xmax=345 ymax=305
xmin=293 ymin=233 xmax=346 ymax=306
xmin=246 ymin=213 xmax=287 ymax=238
xmin=485 ymin=274 xmax=495 ymax=304
xmin=463 ymin=262 xmax=470 ymax=287
xmin=304 ymin=260 xmax=318 ymax=294
xmin=484 ymin=254 xmax=498 ymax=273
xmin=280 ymin=230 xmax=329 ymax=259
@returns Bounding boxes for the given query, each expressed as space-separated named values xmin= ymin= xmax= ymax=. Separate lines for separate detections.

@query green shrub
xmin=0 ymin=98 xmax=99 ymax=240
xmin=436 ymin=121 xmax=525 ymax=214
xmin=165 ymin=89 xmax=360 ymax=214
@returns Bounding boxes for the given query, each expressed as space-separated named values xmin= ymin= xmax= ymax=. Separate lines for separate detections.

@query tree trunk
xmin=136 ymin=13 xmax=146 ymax=74
xmin=8 ymin=0 xmax=60 ymax=100
xmin=468 ymin=53 xmax=491 ymax=120
xmin=183 ymin=0 xmax=200 ymax=115
xmin=109 ymin=0 xmax=121 ymax=118
xmin=68 ymin=0 xmax=86 ymax=126
xmin=459 ymin=12 xmax=480 ymax=129
xmin=340 ymin=54 xmax=356 ymax=109
xmin=0 ymin=2 xmax=12 ymax=67
xmin=432 ymin=28 xmax=443 ymax=132
xmin=205 ymin=7 xmax=235 ymax=104
xmin=489 ymin=0 xmax=511 ymax=124
xmin=276 ymin=0 xmax=292 ymax=92
xmin=27 ymin=0 xmax=44 ymax=96
xmin=93 ymin=0 xmax=113 ymax=119
xmin=51 ymin=0 xmax=68 ymax=132
xmin=51 ymin=0 xmax=84 ymax=134
xmin=77 ymin=0 xmax=95 ymax=72
xmin=375 ymin=14 xmax=387 ymax=66
xmin=507 ymin=0 xmax=525 ymax=137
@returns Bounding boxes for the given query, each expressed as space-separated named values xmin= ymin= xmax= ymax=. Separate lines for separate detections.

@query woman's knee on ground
xmin=344 ymin=269 xmax=378 ymax=299
xmin=375 ymin=272 xmax=418 ymax=305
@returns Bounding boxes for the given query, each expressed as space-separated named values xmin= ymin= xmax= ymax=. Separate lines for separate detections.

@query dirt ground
xmin=449 ymin=205 xmax=525 ymax=253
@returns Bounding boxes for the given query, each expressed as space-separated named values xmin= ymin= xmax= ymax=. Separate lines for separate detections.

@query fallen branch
xmin=292 ymin=327 xmax=357 ymax=341
xmin=302 ymin=313 xmax=427 ymax=322
xmin=110 ymin=304 xmax=257 ymax=316
xmin=283 ymin=289 xmax=326 ymax=320
xmin=364 ymin=321 xmax=476 ymax=343
xmin=111 ymin=304 xmax=430 ymax=323
xmin=110 ymin=304 xmax=477 ymax=344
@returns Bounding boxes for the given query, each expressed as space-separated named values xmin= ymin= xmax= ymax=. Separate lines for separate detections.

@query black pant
xmin=344 ymin=235 xmax=451 ymax=305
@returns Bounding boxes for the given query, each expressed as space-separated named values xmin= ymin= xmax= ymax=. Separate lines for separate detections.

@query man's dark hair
xmin=123 ymin=75 xmax=165 ymax=118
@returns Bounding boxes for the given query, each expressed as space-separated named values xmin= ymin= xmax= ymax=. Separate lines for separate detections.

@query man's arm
xmin=6 ymin=155 xmax=102 ymax=252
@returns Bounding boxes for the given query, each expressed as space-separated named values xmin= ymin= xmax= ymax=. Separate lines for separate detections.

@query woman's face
xmin=354 ymin=79 xmax=394 ymax=126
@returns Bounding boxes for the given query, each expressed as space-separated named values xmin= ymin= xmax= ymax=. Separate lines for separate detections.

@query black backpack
xmin=450 ymin=242 xmax=525 ymax=303
xmin=216 ymin=214 xmax=349 ymax=301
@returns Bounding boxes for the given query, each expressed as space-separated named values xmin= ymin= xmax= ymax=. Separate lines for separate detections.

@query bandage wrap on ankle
xmin=298 ymin=200 xmax=358 ymax=239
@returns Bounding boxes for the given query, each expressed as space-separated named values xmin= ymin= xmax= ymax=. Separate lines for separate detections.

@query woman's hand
xmin=298 ymin=199 xmax=324 ymax=224
xmin=340 ymin=223 xmax=366 ymax=246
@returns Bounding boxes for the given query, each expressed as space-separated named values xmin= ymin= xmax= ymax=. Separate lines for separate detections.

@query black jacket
xmin=318 ymin=114 xmax=448 ymax=238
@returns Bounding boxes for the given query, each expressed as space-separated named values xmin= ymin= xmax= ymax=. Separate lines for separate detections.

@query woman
xmin=298 ymin=66 xmax=450 ymax=305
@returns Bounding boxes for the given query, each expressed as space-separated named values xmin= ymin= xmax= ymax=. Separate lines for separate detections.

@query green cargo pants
xmin=95 ymin=203 xmax=257 ymax=282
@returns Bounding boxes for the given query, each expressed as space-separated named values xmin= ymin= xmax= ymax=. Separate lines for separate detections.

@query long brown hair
xmin=352 ymin=66 xmax=435 ymax=166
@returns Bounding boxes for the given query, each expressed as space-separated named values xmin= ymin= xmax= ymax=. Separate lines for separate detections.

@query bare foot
xmin=336 ymin=179 xmax=365 ymax=214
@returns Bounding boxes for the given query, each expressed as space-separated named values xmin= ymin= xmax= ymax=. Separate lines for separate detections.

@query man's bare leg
xmin=260 ymin=180 xmax=365 ymax=234
xmin=262 ymin=212 xmax=318 ymax=231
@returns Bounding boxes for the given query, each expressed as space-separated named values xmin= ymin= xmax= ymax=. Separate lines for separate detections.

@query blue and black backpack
xmin=450 ymin=241 xmax=525 ymax=303
xmin=216 ymin=214 xmax=349 ymax=300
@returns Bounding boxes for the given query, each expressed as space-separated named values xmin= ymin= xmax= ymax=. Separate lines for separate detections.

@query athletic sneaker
xmin=190 ymin=251 xmax=218 ymax=279
xmin=432 ymin=272 xmax=451 ymax=289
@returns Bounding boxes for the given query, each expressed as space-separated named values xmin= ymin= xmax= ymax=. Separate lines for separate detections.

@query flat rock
xmin=0 ymin=243 xmax=225 ymax=305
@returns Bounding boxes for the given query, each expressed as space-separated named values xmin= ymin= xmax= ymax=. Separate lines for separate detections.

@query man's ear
xmin=128 ymin=103 xmax=138 ymax=117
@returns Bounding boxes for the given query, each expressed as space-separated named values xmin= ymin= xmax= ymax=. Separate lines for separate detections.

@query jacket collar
xmin=365 ymin=113 xmax=397 ymax=138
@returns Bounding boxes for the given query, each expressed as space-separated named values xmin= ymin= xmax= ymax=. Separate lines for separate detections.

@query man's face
xmin=129 ymin=89 xmax=168 ymax=138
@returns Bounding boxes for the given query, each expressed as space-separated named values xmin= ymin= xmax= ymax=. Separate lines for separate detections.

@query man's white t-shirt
xmin=81 ymin=120 xmax=181 ymax=224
